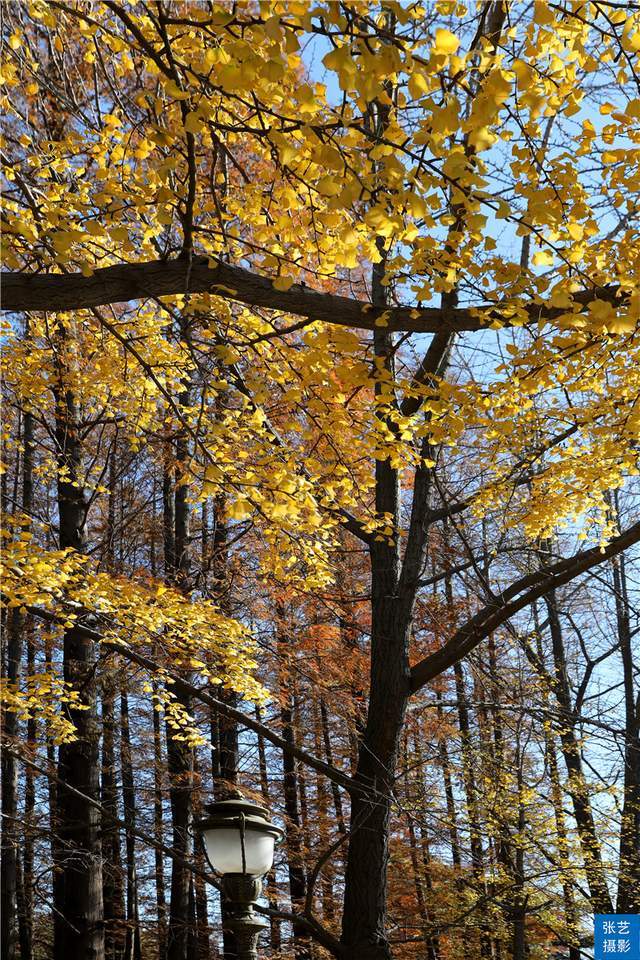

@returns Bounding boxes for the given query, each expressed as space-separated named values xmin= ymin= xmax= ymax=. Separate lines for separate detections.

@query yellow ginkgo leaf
xmin=184 ymin=111 xmax=203 ymax=134
xmin=434 ymin=29 xmax=459 ymax=55
xmin=227 ymin=499 xmax=252 ymax=521
xmin=408 ymin=71 xmax=430 ymax=99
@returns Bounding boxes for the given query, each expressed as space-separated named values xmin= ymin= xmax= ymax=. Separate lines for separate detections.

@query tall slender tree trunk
xmin=436 ymin=694 xmax=462 ymax=870
xmin=2 ymin=402 xmax=34 ymax=960
xmin=2 ymin=416 xmax=21 ymax=959
xmin=22 ymin=618 xmax=36 ymax=960
xmin=277 ymin=609 xmax=311 ymax=960
xmin=404 ymin=735 xmax=440 ymax=960
xmin=44 ymin=629 xmax=65 ymax=955
xmin=444 ymin=555 xmax=492 ymax=960
xmin=191 ymin=756 xmax=210 ymax=960
xmin=608 ymin=498 xmax=640 ymax=913
xmin=207 ymin=494 xmax=241 ymax=960
xmin=166 ymin=327 xmax=197 ymax=960
xmin=165 ymin=492 xmax=194 ymax=960
xmin=255 ymin=706 xmax=281 ymax=953
xmin=102 ymin=446 xmax=126 ymax=960
xmin=152 ymin=669 xmax=168 ymax=960
xmin=120 ymin=688 xmax=143 ymax=960
xmin=511 ymin=747 xmax=528 ymax=960
xmin=313 ymin=698 xmax=337 ymax=926
xmin=547 ymin=728 xmax=580 ymax=959
xmin=452 ymin=660 xmax=492 ymax=959
xmin=543 ymin=579 xmax=613 ymax=913
xmin=532 ymin=604 xmax=579 ymax=960
xmin=1 ymin=604 xmax=24 ymax=960
xmin=319 ymin=697 xmax=346 ymax=835
xmin=53 ymin=360 xmax=104 ymax=960
xmin=102 ymin=675 xmax=126 ymax=960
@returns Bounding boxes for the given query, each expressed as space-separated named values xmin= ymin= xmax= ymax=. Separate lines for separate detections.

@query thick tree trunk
xmin=341 ymin=572 xmax=409 ymax=960
xmin=21 ymin=404 xmax=35 ymax=960
xmin=342 ymin=235 xmax=414 ymax=960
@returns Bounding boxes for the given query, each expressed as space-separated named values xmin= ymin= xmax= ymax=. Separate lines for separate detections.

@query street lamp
xmin=196 ymin=793 xmax=283 ymax=960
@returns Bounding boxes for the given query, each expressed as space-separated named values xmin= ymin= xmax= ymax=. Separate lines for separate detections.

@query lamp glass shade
xmin=202 ymin=826 xmax=276 ymax=876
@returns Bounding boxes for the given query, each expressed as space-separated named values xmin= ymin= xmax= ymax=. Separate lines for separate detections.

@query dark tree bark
xmin=0 ymin=259 xmax=620 ymax=333
xmin=436 ymin=693 xmax=462 ymax=871
xmin=404 ymin=735 xmax=440 ymax=960
xmin=546 ymin=725 xmax=580 ymax=960
xmin=511 ymin=748 xmax=528 ymax=960
xmin=341 ymin=234 xmax=412 ymax=960
xmin=319 ymin=697 xmax=346 ymax=836
xmin=542 ymin=577 xmax=614 ymax=914
xmin=609 ymin=496 xmax=640 ymax=913
xmin=255 ymin=706 xmax=282 ymax=953
xmin=53 ymin=357 xmax=105 ymax=960
xmin=2 ymin=400 xmax=35 ymax=960
xmin=165 ymin=319 xmax=196 ymax=960
xmin=152 ymin=670 xmax=168 ymax=960
xmin=120 ymin=688 xmax=143 ymax=960
xmin=313 ymin=698 xmax=337 ymax=925
xmin=451 ymin=659 xmax=492 ymax=959
xmin=206 ymin=494 xmax=242 ymax=960
xmin=191 ymin=760 xmax=210 ymax=960
xmin=531 ymin=604 xmax=579 ymax=960
xmin=22 ymin=617 xmax=36 ymax=960
xmin=102 ymin=675 xmax=126 ymax=960
xmin=1 ymin=605 xmax=25 ymax=960
xmin=20 ymin=400 xmax=35 ymax=960
xmin=102 ymin=448 xmax=126 ymax=960
xmin=277 ymin=608 xmax=311 ymax=960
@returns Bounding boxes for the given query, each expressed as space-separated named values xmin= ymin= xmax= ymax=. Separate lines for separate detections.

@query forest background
xmin=1 ymin=2 xmax=639 ymax=960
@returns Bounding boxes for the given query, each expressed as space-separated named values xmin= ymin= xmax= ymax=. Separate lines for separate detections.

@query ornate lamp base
xmin=221 ymin=875 xmax=269 ymax=960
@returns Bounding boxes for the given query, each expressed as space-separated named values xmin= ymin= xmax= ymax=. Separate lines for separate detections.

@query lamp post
xmin=195 ymin=794 xmax=283 ymax=960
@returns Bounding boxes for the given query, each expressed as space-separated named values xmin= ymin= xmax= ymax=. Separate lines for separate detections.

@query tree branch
xmin=409 ymin=518 xmax=640 ymax=693
xmin=0 ymin=258 xmax=623 ymax=334
xmin=18 ymin=601 xmax=356 ymax=795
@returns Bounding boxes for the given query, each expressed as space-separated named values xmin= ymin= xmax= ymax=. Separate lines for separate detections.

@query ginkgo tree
xmin=1 ymin=1 xmax=640 ymax=959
